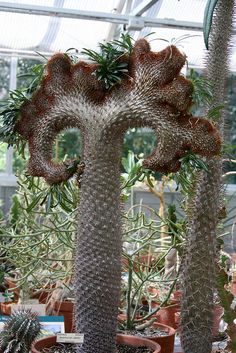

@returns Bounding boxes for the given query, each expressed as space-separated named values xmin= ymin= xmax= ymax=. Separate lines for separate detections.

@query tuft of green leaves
xmin=81 ymin=33 xmax=134 ymax=90
xmin=121 ymin=151 xmax=154 ymax=191
xmin=18 ymin=173 xmax=80 ymax=213
xmin=173 ymin=151 xmax=209 ymax=195
xmin=0 ymin=63 xmax=45 ymax=153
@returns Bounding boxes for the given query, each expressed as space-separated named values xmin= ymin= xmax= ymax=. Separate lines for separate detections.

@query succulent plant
xmin=180 ymin=1 xmax=235 ymax=353
xmin=0 ymin=309 xmax=41 ymax=353
xmin=2 ymin=36 xmax=221 ymax=353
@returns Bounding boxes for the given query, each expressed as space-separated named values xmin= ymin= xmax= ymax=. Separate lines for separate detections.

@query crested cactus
xmin=180 ymin=1 xmax=235 ymax=353
xmin=12 ymin=38 xmax=221 ymax=353
xmin=0 ymin=309 xmax=41 ymax=353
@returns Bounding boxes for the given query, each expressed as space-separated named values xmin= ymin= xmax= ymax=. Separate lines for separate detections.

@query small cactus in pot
xmin=0 ymin=309 xmax=41 ymax=353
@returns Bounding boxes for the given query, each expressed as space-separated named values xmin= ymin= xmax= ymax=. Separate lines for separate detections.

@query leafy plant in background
xmin=0 ymin=63 xmax=45 ymax=154
xmin=216 ymin=254 xmax=236 ymax=353
xmin=120 ymin=203 xmax=183 ymax=331
xmin=0 ymin=174 xmax=78 ymax=302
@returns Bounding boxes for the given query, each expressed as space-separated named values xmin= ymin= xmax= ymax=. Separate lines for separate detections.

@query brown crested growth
xmin=14 ymin=39 xmax=221 ymax=353
xmin=16 ymin=39 xmax=220 ymax=184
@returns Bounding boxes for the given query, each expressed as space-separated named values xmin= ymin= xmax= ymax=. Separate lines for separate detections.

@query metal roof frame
xmin=0 ymin=1 xmax=203 ymax=31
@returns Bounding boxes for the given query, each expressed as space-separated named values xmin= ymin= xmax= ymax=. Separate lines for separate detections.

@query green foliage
xmin=18 ymin=173 xmax=79 ymax=213
xmin=0 ymin=309 xmax=41 ymax=353
xmin=121 ymin=151 xmax=154 ymax=196
xmin=173 ymin=151 xmax=209 ymax=195
xmin=0 ymin=174 xmax=78 ymax=295
xmin=120 ymin=206 xmax=179 ymax=330
xmin=0 ymin=63 xmax=45 ymax=154
xmin=216 ymin=264 xmax=236 ymax=349
xmin=81 ymin=33 xmax=133 ymax=90
xmin=123 ymin=128 xmax=157 ymax=160
xmin=188 ymin=68 xmax=213 ymax=108
xmin=188 ymin=69 xmax=224 ymax=120
xmin=203 ymin=0 xmax=219 ymax=50
xmin=0 ymin=58 xmax=10 ymax=99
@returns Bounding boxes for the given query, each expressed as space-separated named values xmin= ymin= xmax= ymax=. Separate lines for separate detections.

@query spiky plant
xmin=2 ymin=36 xmax=221 ymax=353
xmin=180 ymin=1 xmax=235 ymax=353
xmin=0 ymin=309 xmax=41 ymax=353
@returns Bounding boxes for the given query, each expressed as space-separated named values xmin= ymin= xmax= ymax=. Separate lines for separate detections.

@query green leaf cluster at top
xmin=0 ymin=63 xmax=45 ymax=153
xmin=81 ymin=33 xmax=134 ymax=90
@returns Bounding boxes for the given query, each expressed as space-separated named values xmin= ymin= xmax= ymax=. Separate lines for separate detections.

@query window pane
xmin=13 ymin=57 xmax=43 ymax=175
xmin=0 ymin=58 xmax=10 ymax=172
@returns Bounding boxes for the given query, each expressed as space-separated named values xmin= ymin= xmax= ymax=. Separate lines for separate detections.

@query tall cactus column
xmin=180 ymin=1 xmax=235 ymax=353
xmin=15 ymin=39 xmax=221 ymax=353
xmin=74 ymin=144 xmax=124 ymax=352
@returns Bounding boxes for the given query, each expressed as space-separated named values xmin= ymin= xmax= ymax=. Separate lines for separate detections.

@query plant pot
xmin=118 ymin=317 xmax=175 ymax=353
xmin=146 ymin=322 xmax=176 ymax=353
xmin=172 ymin=290 xmax=182 ymax=301
xmin=0 ymin=301 xmax=18 ymax=315
xmin=151 ymin=301 xmax=180 ymax=329
xmin=31 ymin=334 xmax=161 ymax=353
xmin=31 ymin=290 xmax=52 ymax=304
xmin=5 ymin=278 xmax=20 ymax=302
xmin=48 ymin=300 xmax=74 ymax=333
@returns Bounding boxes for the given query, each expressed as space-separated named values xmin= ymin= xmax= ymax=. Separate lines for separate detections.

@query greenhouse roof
xmin=0 ymin=0 xmax=235 ymax=70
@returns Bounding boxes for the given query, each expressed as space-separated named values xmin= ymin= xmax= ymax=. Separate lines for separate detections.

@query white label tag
xmin=56 ymin=333 xmax=84 ymax=343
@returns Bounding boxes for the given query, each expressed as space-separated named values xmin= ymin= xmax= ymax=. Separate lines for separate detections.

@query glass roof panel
xmin=0 ymin=0 xmax=235 ymax=70
xmin=0 ymin=11 xmax=50 ymax=49
xmin=51 ymin=18 xmax=111 ymax=52
xmin=157 ymin=0 xmax=205 ymax=23
xmin=64 ymin=0 xmax=118 ymax=12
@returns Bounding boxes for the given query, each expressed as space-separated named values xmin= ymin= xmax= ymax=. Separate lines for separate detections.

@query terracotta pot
xmin=172 ymin=290 xmax=182 ymax=301
xmin=151 ymin=301 xmax=180 ymax=329
xmin=147 ymin=322 xmax=176 ymax=353
xmin=31 ymin=334 xmax=161 ymax=353
xmin=50 ymin=300 xmax=74 ymax=333
xmin=5 ymin=278 xmax=20 ymax=302
xmin=117 ymin=315 xmax=175 ymax=353
xmin=31 ymin=290 xmax=52 ymax=304
xmin=0 ymin=301 xmax=18 ymax=315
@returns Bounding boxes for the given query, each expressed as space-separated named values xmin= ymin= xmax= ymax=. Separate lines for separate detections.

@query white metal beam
xmin=106 ymin=0 xmax=126 ymax=42
xmin=130 ymin=0 xmax=160 ymax=17
xmin=0 ymin=2 xmax=203 ymax=31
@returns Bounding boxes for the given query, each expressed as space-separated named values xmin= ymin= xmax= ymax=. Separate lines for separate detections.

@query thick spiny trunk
xmin=180 ymin=1 xmax=234 ymax=352
xmin=74 ymin=142 xmax=123 ymax=353
xmin=181 ymin=159 xmax=221 ymax=353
